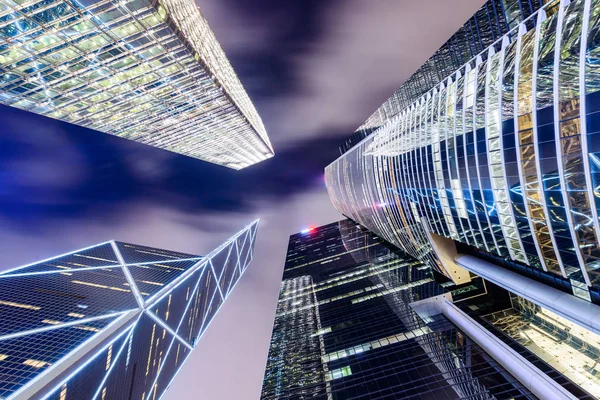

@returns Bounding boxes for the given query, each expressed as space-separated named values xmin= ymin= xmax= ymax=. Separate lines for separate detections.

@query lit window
xmin=311 ymin=327 xmax=332 ymax=337
xmin=71 ymin=280 xmax=130 ymax=293
xmin=165 ymin=295 xmax=172 ymax=321
xmin=59 ymin=384 xmax=67 ymax=400
xmin=0 ymin=300 xmax=41 ymax=310
xmin=327 ymin=366 xmax=352 ymax=381
xmin=74 ymin=254 xmax=115 ymax=263
xmin=106 ymin=345 xmax=113 ymax=370
xmin=75 ymin=325 xmax=101 ymax=333
xmin=139 ymin=280 xmax=164 ymax=287
xmin=23 ymin=359 xmax=48 ymax=368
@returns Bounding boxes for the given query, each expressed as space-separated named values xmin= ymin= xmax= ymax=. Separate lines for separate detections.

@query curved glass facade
xmin=326 ymin=0 xmax=600 ymax=289
xmin=349 ymin=0 xmax=553 ymax=153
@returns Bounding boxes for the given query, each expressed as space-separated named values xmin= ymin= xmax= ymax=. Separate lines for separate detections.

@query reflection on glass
xmin=487 ymin=48 xmax=529 ymax=264
xmin=474 ymin=61 xmax=501 ymax=254
xmin=559 ymin=0 xmax=600 ymax=285
xmin=517 ymin=27 xmax=563 ymax=275
xmin=434 ymin=84 xmax=460 ymax=240
xmin=484 ymin=294 xmax=600 ymax=398
xmin=324 ymin=0 xmax=600 ymax=293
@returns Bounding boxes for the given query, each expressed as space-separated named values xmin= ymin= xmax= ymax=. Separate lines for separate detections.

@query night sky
xmin=0 ymin=1 xmax=485 ymax=398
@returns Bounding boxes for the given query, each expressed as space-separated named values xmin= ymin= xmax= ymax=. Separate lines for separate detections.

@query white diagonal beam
xmin=0 ymin=241 xmax=114 ymax=277
xmin=145 ymin=266 xmax=208 ymax=400
xmin=111 ymin=241 xmax=144 ymax=309
xmin=0 ymin=311 xmax=132 ymax=343
xmin=244 ymin=222 xmax=259 ymax=271
xmin=145 ymin=311 xmax=193 ymax=350
xmin=0 ymin=257 xmax=205 ymax=279
xmin=141 ymin=220 xmax=259 ymax=308
xmin=90 ymin=324 xmax=137 ymax=400
xmin=10 ymin=309 xmax=141 ymax=400
xmin=217 ymin=241 xmax=234 ymax=282
xmin=199 ymin=289 xmax=220 ymax=336
xmin=145 ymin=259 xmax=207 ymax=308
xmin=241 ymin=229 xmax=255 ymax=270
xmin=209 ymin=260 xmax=225 ymax=301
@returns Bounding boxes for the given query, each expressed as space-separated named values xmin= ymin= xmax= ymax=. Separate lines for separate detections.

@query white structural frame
xmin=5 ymin=219 xmax=259 ymax=400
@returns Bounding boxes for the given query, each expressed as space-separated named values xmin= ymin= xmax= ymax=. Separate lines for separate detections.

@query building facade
xmin=262 ymin=220 xmax=600 ymax=399
xmin=321 ymin=0 xmax=600 ymax=397
xmin=326 ymin=0 xmax=600 ymax=303
xmin=349 ymin=0 xmax=554 ymax=152
xmin=0 ymin=0 xmax=273 ymax=169
xmin=0 ymin=219 xmax=258 ymax=400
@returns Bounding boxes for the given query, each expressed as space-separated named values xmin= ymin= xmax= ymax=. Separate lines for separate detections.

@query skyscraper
xmin=0 ymin=0 xmax=273 ymax=169
xmin=325 ymin=0 xmax=600 ymax=305
xmin=347 ymin=0 xmax=551 ymax=153
xmin=262 ymin=220 xmax=599 ymax=399
xmin=0 ymin=219 xmax=258 ymax=400
xmin=317 ymin=0 xmax=600 ymax=398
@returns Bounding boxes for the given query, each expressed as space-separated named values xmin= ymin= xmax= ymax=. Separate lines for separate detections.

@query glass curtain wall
xmin=326 ymin=0 xmax=600 ymax=290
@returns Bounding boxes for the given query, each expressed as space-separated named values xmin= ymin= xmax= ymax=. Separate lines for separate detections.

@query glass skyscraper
xmin=349 ymin=0 xmax=553 ymax=151
xmin=320 ymin=0 xmax=600 ymax=398
xmin=262 ymin=220 xmax=600 ymax=399
xmin=0 ymin=0 xmax=273 ymax=169
xmin=326 ymin=0 xmax=600 ymax=302
xmin=0 ymin=219 xmax=258 ymax=400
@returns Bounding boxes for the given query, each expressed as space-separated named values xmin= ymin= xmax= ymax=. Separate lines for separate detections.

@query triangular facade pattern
xmin=0 ymin=220 xmax=259 ymax=400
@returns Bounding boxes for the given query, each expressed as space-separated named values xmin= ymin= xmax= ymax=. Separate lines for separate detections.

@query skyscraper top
xmin=0 ymin=219 xmax=259 ymax=399
xmin=344 ymin=0 xmax=544 ymax=154
xmin=0 ymin=0 xmax=274 ymax=169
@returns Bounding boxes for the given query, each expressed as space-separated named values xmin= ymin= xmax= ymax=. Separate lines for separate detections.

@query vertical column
xmin=444 ymin=77 xmax=471 ymax=244
xmin=514 ymin=22 xmax=550 ymax=271
xmin=516 ymin=16 xmax=566 ymax=276
xmin=486 ymin=40 xmax=530 ymax=265
xmin=387 ymin=115 xmax=416 ymax=253
xmin=479 ymin=48 xmax=511 ymax=259
xmin=474 ymin=56 xmax=503 ymax=255
xmin=580 ymin=0 xmax=600 ymax=239
xmin=582 ymin=0 xmax=600 ymax=280
xmin=453 ymin=70 xmax=478 ymax=245
xmin=555 ymin=0 xmax=598 ymax=285
xmin=388 ymin=116 xmax=412 ymax=248
xmin=433 ymin=82 xmax=460 ymax=240
xmin=418 ymin=97 xmax=442 ymax=236
xmin=426 ymin=90 xmax=448 ymax=237
xmin=464 ymin=63 xmax=492 ymax=252
xmin=532 ymin=9 xmax=569 ymax=277
xmin=535 ymin=4 xmax=584 ymax=282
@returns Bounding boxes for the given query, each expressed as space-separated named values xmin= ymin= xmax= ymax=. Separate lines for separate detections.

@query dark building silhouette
xmin=262 ymin=220 xmax=598 ymax=399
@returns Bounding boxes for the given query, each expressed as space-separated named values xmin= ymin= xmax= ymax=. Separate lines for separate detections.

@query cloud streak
xmin=198 ymin=0 xmax=486 ymax=148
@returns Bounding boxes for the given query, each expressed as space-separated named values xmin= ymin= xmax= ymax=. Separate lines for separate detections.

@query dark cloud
xmin=196 ymin=0 xmax=339 ymax=98
xmin=198 ymin=0 xmax=487 ymax=149
xmin=0 ymin=104 xmax=341 ymax=229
